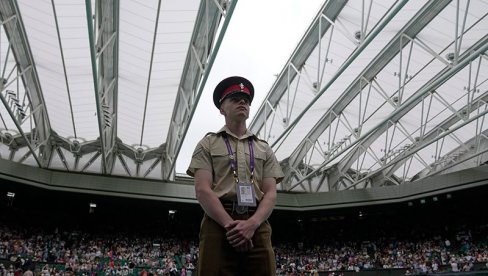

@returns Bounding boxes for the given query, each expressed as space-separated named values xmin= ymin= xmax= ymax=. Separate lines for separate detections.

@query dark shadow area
xmin=1 ymin=179 xmax=487 ymax=275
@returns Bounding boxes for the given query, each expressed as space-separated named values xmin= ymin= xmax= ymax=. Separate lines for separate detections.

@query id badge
xmin=236 ymin=182 xmax=257 ymax=207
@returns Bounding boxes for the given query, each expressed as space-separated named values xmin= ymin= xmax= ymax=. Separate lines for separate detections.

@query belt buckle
xmin=233 ymin=202 xmax=248 ymax=214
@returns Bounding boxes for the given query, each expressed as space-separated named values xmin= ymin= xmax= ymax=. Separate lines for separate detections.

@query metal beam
xmin=382 ymin=91 xmax=488 ymax=180
xmin=85 ymin=0 xmax=119 ymax=174
xmin=350 ymin=102 xmax=488 ymax=188
xmin=162 ymin=0 xmax=237 ymax=180
xmin=0 ymin=0 xmax=52 ymax=167
xmin=329 ymin=35 xmax=488 ymax=188
xmin=1 ymin=156 xmax=488 ymax=211
xmin=288 ymin=36 xmax=488 ymax=191
xmin=282 ymin=0 xmax=451 ymax=190
xmin=249 ymin=0 xmax=348 ymax=135
xmin=424 ymin=131 xmax=488 ymax=177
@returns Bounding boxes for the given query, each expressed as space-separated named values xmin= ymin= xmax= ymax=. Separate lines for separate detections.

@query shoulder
xmin=252 ymin=136 xmax=271 ymax=148
xmin=195 ymin=132 xmax=226 ymax=152
xmin=204 ymin=131 xmax=218 ymax=137
xmin=196 ymin=132 xmax=219 ymax=144
xmin=255 ymin=137 xmax=269 ymax=145
xmin=251 ymin=136 xmax=275 ymax=157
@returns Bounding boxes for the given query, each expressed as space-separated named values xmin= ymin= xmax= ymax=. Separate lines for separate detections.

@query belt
xmin=220 ymin=199 xmax=258 ymax=215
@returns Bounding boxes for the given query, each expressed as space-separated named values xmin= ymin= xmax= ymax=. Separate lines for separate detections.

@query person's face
xmin=225 ymin=94 xmax=251 ymax=105
xmin=13 ymin=242 xmax=21 ymax=253
xmin=220 ymin=93 xmax=250 ymax=120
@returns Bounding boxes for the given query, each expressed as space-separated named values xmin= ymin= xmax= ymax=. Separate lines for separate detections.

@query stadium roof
xmin=0 ymin=0 xmax=230 ymax=180
xmin=1 ymin=0 xmax=488 ymax=208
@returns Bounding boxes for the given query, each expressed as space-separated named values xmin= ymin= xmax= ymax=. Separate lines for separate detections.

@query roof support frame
xmin=327 ymin=36 xmax=488 ymax=189
xmin=314 ymin=40 xmax=488 ymax=190
xmin=256 ymin=1 xmax=411 ymax=150
xmin=139 ymin=0 xmax=162 ymax=149
xmin=162 ymin=0 xmax=237 ymax=180
xmin=116 ymin=152 xmax=130 ymax=176
xmin=383 ymin=93 xmax=488 ymax=179
xmin=51 ymin=0 xmax=78 ymax=139
xmin=429 ymin=134 xmax=488 ymax=177
xmin=0 ymin=0 xmax=52 ymax=168
xmin=85 ymin=0 xmax=119 ymax=174
xmin=249 ymin=0 xmax=349 ymax=136
xmin=352 ymin=104 xmax=488 ymax=188
xmin=281 ymin=1 xmax=451 ymax=191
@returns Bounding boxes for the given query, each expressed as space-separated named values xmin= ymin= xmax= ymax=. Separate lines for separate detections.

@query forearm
xmin=246 ymin=176 xmax=277 ymax=227
xmin=196 ymin=188 xmax=233 ymax=227
xmin=248 ymin=189 xmax=276 ymax=226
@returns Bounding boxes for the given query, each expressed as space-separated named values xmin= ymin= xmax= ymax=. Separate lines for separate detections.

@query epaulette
xmin=253 ymin=135 xmax=269 ymax=145
xmin=204 ymin=132 xmax=217 ymax=137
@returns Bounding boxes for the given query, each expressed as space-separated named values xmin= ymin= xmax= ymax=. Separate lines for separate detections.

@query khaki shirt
xmin=187 ymin=126 xmax=284 ymax=201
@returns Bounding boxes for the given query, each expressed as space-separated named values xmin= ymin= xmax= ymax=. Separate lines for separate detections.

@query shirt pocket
xmin=246 ymin=150 xmax=266 ymax=184
xmin=210 ymin=148 xmax=231 ymax=182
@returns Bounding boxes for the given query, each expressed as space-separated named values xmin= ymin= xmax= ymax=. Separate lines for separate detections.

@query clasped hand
xmin=224 ymin=219 xmax=257 ymax=252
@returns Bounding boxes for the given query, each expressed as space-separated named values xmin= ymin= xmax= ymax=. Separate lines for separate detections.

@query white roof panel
xmin=1 ymin=0 xmax=487 ymax=195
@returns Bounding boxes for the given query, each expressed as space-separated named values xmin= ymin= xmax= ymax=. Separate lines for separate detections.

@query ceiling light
xmin=446 ymin=52 xmax=455 ymax=62
xmin=354 ymin=30 xmax=362 ymax=41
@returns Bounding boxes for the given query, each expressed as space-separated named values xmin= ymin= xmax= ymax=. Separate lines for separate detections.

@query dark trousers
xmin=197 ymin=214 xmax=276 ymax=276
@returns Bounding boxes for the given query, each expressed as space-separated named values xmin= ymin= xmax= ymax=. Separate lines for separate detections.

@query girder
xmin=351 ymin=102 xmax=488 ymax=189
xmin=162 ymin=0 xmax=237 ymax=180
xmin=280 ymin=0 xmax=451 ymax=191
xmin=328 ymin=35 xmax=488 ymax=189
xmin=85 ymin=0 xmax=118 ymax=174
xmin=0 ymin=0 xmax=233 ymax=180
xmin=0 ymin=0 xmax=487 ymax=198
xmin=252 ymin=0 xmax=413 ymax=151
xmin=0 ymin=0 xmax=52 ymax=167
xmin=249 ymin=0 xmax=348 ymax=136
xmin=424 ymin=131 xmax=488 ymax=177
xmin=297 ymin=40 xmax=488 ymax=192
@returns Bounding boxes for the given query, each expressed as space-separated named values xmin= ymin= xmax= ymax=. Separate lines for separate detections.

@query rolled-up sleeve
xmin=186 ymin=138 xmax=212 ymax=177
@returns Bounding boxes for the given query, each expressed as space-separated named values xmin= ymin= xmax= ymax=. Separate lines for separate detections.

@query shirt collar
xmin=217 ymin=125 xmax=256 ymax=140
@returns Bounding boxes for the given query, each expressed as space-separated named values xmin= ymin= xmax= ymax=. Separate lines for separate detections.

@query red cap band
xmin=220 ymin=84 xmax=251 ymax=102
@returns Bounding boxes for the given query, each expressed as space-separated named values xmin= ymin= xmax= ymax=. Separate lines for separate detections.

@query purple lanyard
xmin=222 ymin=134 xmax=255 ymax=183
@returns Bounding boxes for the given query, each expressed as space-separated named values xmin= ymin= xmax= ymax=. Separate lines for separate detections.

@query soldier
xmin=187 ymin=76 xmax=284 ymax=275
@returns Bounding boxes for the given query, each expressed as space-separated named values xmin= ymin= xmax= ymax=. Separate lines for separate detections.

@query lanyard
xmin=222 ymin=134 xmax=255 ymax=184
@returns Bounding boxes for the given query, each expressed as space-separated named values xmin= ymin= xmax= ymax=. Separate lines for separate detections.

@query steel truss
xmin=0 ymin=0 xmax=235 ymax=180
xmin=0 ymin=0 xmax=51 ymax=167
xmin=250 ymin=0 xmax=488 ymax=192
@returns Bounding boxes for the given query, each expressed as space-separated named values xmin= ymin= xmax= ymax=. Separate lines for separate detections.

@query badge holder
xmin=223 ymin=134 xmax=257 ymax=214
xmin=236 ymin=182 xmax=257 ymax=207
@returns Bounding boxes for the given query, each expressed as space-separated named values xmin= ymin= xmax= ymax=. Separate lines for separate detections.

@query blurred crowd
xmin=0 ymin=222 xmax=198 ymax=276
xmin=274 ymin=231 xmax=488 ymax=275
xmin=2 ymin=183 xmax=488 ymax=276
xmin=1 ymin=220 xmax=487 ymax=276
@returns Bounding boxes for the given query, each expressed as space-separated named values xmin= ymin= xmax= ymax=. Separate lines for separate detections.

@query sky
xmin=175 ymin=0 xmax=324 ymax=173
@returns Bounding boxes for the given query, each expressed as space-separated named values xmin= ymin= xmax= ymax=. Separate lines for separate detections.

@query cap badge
xmin=239 ymin=83 xmax=244 ymax=91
